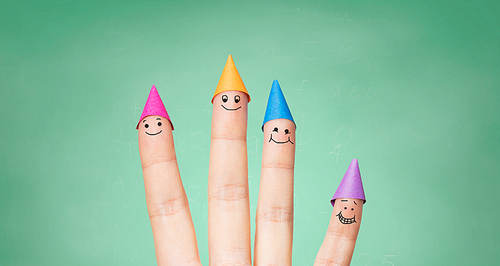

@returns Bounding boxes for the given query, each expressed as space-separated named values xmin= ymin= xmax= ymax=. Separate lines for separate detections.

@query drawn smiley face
xmin=141 ymin=116 xmax=165 ymax=136
xmin=269 ymin=126 xmax=294 ymax=144
xmin=335 ymin=199 xmax=360 ymax=225
xmin=219 ymin=91 xmax=245 ymax=111
xmin=265 ymin=119 xmax=295 ymax=145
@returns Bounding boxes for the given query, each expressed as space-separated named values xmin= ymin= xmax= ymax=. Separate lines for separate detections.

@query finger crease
xmin=148 ymin=196 xmax=188 ymax=220
xmin=256 ymin=207 xmax=293 ymax=223
xmin=142 ymin=156 xmax=177 ymax=170
xmin=209 ymin=183 xmax=248 ymax=202
xmin=314 ymin=257 xmax=343 ymax=266
xmin=219 ymin=247 xmax=251 ymax=266
xmin=211 ymin=136 xmax=247 ymax=141
xmin=261 ymin=162 xmax=294 ymax=171
xmin=326 ymin=228 xmax=358 ymax=242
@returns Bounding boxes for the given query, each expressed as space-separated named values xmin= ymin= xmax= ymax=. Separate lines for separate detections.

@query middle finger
xmin=208 ymin=57 xmax=252 ymax=265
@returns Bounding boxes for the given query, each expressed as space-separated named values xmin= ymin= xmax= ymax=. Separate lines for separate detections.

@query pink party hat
xmin=136 ymin=85 xmax=173 ymax=130
xmin=331 ymin=159 xmax=366 ymax=207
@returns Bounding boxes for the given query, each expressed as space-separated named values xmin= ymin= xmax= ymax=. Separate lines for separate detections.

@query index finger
xmin=138 ymin=86 xmax=201 ymax=265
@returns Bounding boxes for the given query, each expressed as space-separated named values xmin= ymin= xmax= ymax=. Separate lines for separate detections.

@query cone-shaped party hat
xmin=136 ymin=85 xmax=173 ymax=130
xmin=331 ymin=159 xmax=366 ymax=207
xmin=212 ymin=55 xmax=250 ymax=103
xmin=262 ymin=79 xmax=295 ymax=131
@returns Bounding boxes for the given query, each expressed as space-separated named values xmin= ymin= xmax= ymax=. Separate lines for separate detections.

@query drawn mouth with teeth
xmin=336 ymin=211 xmax=356 ymax=224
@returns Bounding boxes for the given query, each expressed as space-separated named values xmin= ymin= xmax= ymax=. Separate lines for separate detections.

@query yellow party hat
xmin=212 ymin=55 xmax=250 ymax=103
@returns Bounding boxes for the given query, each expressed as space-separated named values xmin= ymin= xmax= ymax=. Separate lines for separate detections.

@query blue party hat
xmin=262 ymin=80 xmax=295 ymax=131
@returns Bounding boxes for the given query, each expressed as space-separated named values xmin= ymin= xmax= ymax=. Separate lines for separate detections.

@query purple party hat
xmin=331 ymin=159 xmax=366 ymax=207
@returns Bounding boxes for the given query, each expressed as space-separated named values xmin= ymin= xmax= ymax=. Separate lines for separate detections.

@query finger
xmin=138 ymin=87 xmax=200 ymax=266
xmin=254 ymin=119 xmax=296 ymax=266
xmin=314 ymin=198 xmax=363 ymax=266
xmin=315 ymin=159 xmax=366 ymax=266
xmin=208 ymin=89 xmax=251 ymax=265
xmin=208 ymin=56 xmax=251 ymax=265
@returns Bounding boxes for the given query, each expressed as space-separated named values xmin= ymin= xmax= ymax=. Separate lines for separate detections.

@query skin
xmin=254 ymin=119 xmax=296 ymax=265
xmin=138 ymin=115 xmax=202 ymax=266
xmin=138 ymin=98 xmax=364 ymax=266
xmin=315 ymin=198 xmax=364 ymax=266
xmin=208 ymin=90 xmax=251 ymax=265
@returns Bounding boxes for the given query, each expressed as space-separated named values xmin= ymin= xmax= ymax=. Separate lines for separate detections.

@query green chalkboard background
xmin=1 ymin=0 xmax=499 ymax=265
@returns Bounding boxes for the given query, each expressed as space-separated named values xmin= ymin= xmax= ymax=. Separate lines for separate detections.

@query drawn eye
xmin=351 ymin=208 xmax=354 ymax=211
xmin=157 ymin=122 xmax=162 ymax=127
xmin=273 ymin=127 xmax=278 ymax=133
xmin=145 ymin=124 xmax=149 ymax=128
xmin=344 ymin=207 xmax=347 ymax=210
xmin=284 ymin=129 xmax=290 ymax=135
xmin=234 ymin=95 xmax=240 ymax=103
xmin=222 ymin=95 xmax=228 ymax=103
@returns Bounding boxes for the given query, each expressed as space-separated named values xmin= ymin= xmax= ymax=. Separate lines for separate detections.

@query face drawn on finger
xmin=219 ymin=91 xmax=245 ymax=111
xmin=141 ymin=116 xmax=165 ymax=136
xmin=269 ymin=126 xmax=294 ymax=145
xmin=264 ymin=119 xmax=296 ymax=146
xmin=335 ymin=199 xmax=361 ymax=225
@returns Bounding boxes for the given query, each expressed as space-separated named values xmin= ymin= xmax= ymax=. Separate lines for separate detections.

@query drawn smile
xmin=269 ymin=134 xmax=294 ymax=144
xmin=336 ymin=211 xmax=356 ymax=224
xmin=221 ymin=105 xmax=241 ymax=111
xmin=146 ymin=130 xmax=162 ymax=136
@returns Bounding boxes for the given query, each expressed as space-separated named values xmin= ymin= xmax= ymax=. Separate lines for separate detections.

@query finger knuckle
xmin=256 ymin=206 xmax=293 ymax=224
xmin=209 ymin=182 xmax=248 ymax=202
xmin=148 ymin=195 xmax=188 ymax=220
xmin=315 ymin=257 xmax=343 ymax=266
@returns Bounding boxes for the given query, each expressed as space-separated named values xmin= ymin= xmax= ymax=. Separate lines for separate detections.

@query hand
xmin=137 ymin=89 xmax=363 ymax=265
